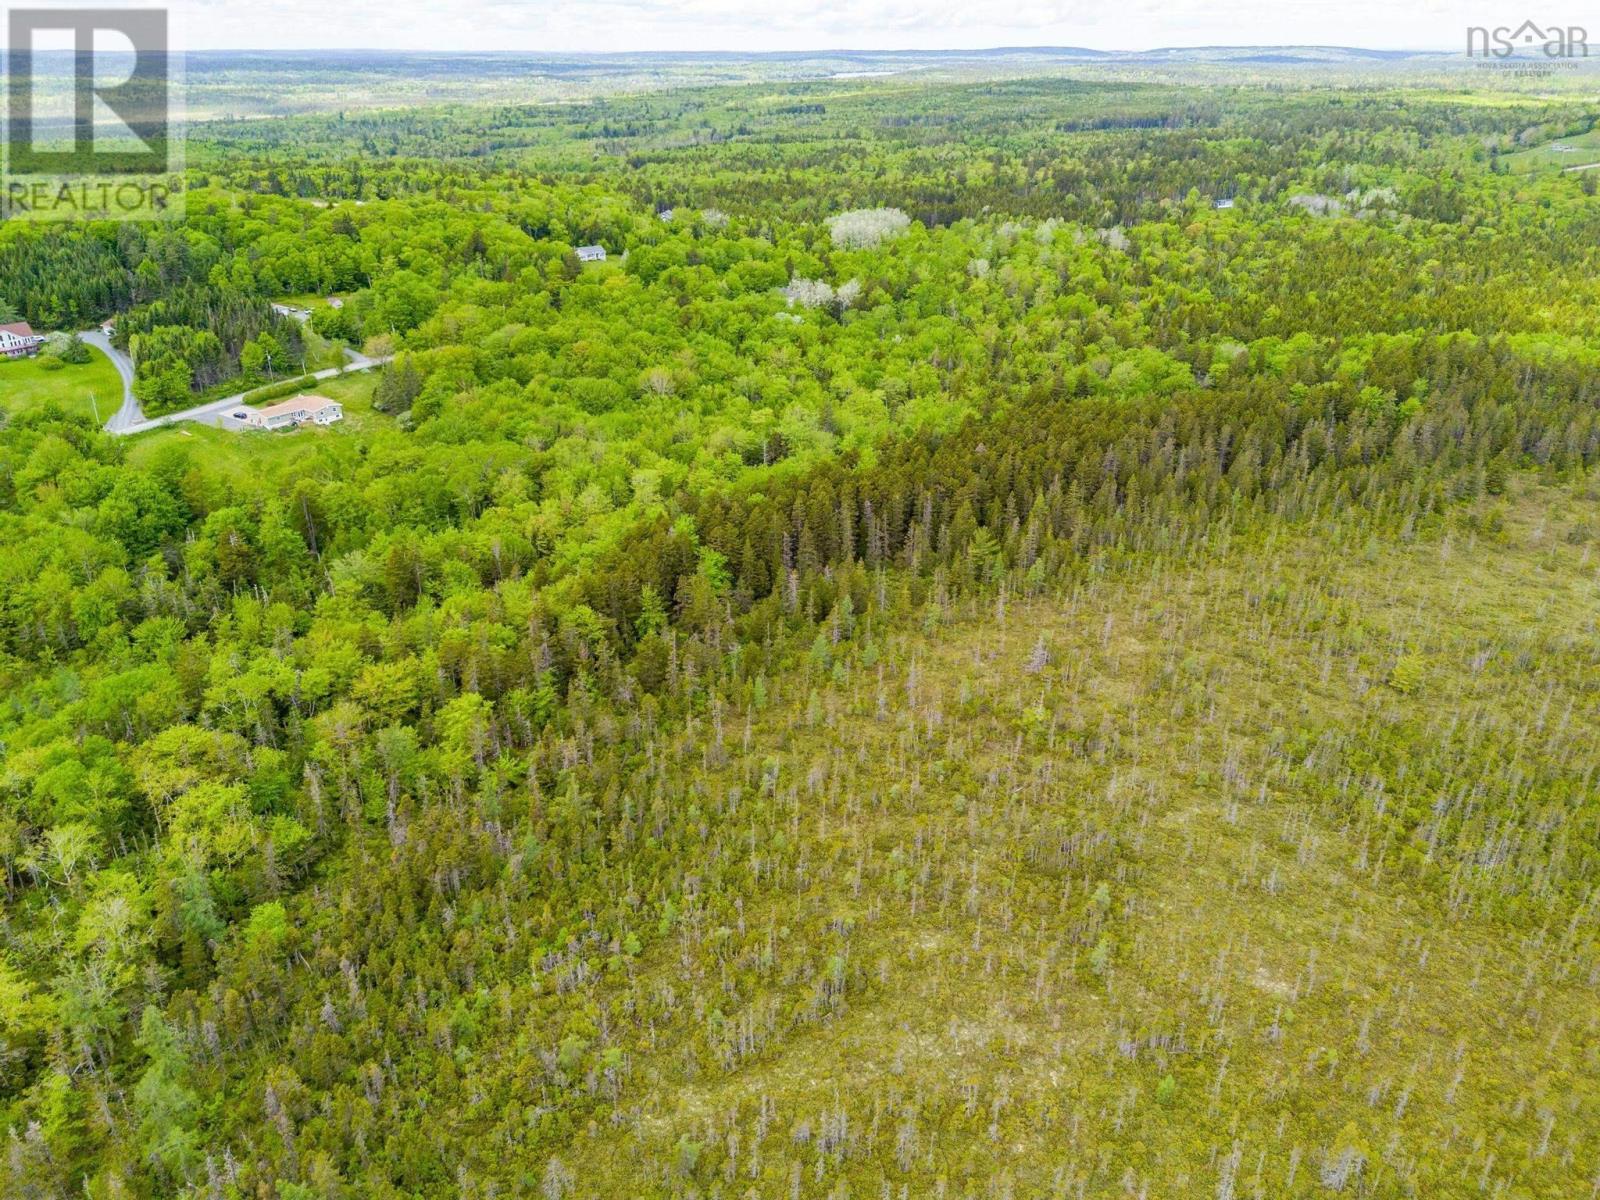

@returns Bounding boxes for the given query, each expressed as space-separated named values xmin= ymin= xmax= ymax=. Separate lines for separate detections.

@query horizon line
xmin=0 ymin=41 xmax=1475 ymax=57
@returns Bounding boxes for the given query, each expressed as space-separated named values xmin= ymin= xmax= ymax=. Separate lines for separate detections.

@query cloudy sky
xmin=4 ymin=0 xmax=1552 ymax=53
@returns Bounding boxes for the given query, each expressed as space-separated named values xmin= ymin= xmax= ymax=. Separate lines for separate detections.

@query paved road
xmin=77 ymin=330 xmax=143 ymax=431
xmin=110 ymin=348 xmax=391 ymax=437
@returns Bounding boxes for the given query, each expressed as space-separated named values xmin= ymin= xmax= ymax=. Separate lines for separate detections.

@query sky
xmin=0 ymin=0 xmax=1571 ymax=54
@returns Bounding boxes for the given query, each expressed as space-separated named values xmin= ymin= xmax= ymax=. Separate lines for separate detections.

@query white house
xmin=574 ymin=244 xmax=607 ymax=263
xmin=243 ymin=394 xmax=343 ymax=430
xmin=0 ymin=322 xmax=45 ymax=359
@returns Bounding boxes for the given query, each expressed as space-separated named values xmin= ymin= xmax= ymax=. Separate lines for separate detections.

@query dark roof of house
xmin=0 ymin=321 xmax=39 ymax=338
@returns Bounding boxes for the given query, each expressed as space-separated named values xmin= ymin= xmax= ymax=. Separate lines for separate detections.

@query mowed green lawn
xmin=1502 ymin=127 xmax=1600 ymax=174
xmin=0 ymin=348 xmax=123 ymax=420
xmin=305 ymin=371 xmax=383 ymax=423
xmin=123 ymin=373 xmax=382 ymax=482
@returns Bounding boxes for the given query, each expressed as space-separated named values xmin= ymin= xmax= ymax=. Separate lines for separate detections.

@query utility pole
xmin=89 ymin=391 xmax=99 ymax=426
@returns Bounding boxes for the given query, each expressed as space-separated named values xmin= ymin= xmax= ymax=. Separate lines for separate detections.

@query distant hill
xmin=1 ymin=42 xmax=1529 ymax=124
xmin=1139 ymin=43 xmax=1435 ymax=61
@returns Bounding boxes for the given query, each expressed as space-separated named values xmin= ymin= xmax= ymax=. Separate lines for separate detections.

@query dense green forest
xmin=2 ymin=70 xmax=1599 ymax=1198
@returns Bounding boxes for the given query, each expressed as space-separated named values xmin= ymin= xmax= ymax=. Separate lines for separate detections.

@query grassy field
xmin=123 ymin=372 xmax=382 ymax=481
xmin=273 ymin=292 xmax=348 ymax=311
xmin=469 ymin=476 xmax=1600 ymax=1197
xmin=0 ymin=348 xmax=123 ymax=420
xmin=1502 ymin=126 xmax=1600 ymax=173
xmin=308 ymin=369 xmax=385 ymax=422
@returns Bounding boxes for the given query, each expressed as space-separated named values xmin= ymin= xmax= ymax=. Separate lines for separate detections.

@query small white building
xmin=1214 ymin=198 xmax=1235 ymax=210
xmin=244 ymin=394 xmax=343 ymax=430
xmin=574 ymin=244 xmax=607 ymax=263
